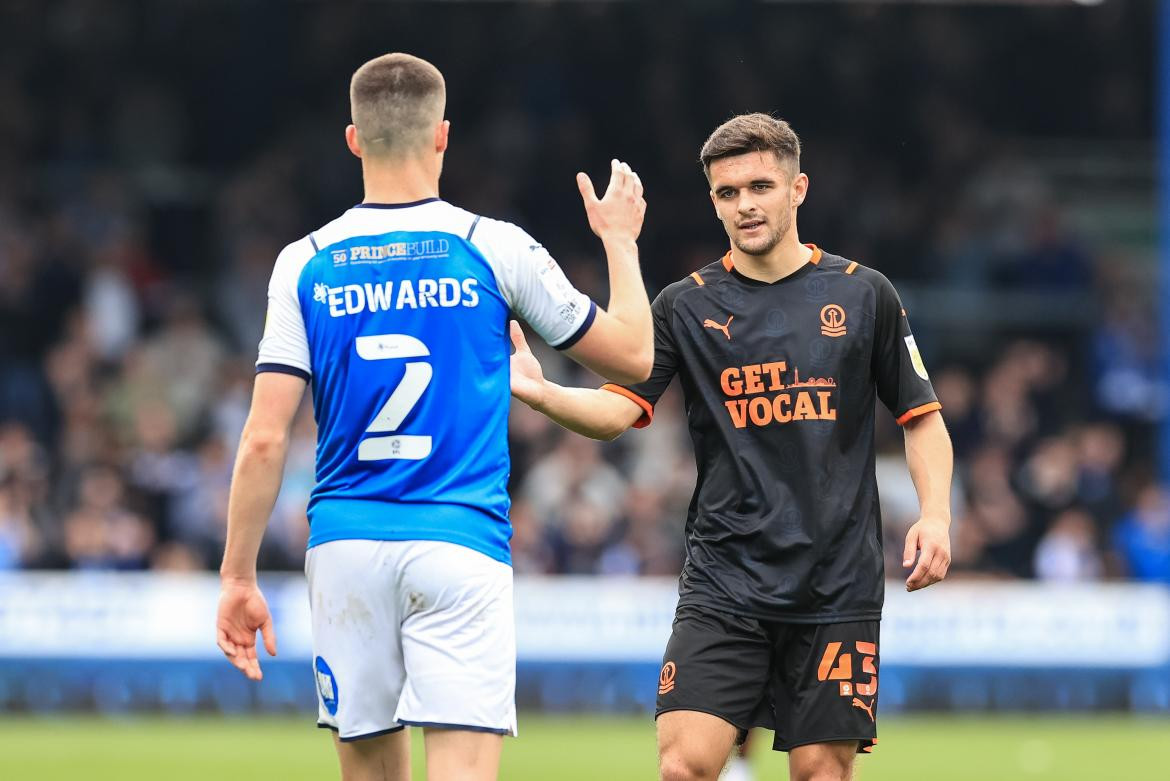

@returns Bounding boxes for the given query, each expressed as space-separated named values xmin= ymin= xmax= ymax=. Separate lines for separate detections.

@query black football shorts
xmin=655 ymin=603 xmax=880 ymax=753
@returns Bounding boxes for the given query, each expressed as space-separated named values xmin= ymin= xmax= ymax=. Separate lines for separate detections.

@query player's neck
xmin=360 ymin=157 xmax=440 ymax=205
xmin=730 ymin=232 xmax=812 ymax=283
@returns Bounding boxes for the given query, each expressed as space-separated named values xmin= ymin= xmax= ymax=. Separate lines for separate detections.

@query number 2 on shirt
xmin=354 ymin=334 xmax=432 ymax=461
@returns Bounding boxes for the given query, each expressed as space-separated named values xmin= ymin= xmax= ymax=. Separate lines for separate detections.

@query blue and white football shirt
xmin=256 ymin=198 xmax=596 ymax=564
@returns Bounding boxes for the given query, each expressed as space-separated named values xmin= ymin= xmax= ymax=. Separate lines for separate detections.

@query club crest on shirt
xmin=820 ymin=304 xmax=846 ymax=337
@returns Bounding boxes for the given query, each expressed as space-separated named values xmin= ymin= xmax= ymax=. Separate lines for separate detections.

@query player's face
xmin=708 ymin=152 xmax=806 ymax=256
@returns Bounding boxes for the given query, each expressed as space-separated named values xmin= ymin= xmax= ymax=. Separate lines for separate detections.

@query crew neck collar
xmin=722 ymin=244 xmax=822 ymax=286
xmin=354 ymin=197 xmax=442 ymax=210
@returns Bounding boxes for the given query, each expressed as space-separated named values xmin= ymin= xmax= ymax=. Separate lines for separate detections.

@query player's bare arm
xmin=510 ymin=320 xmax=643 ymax=440
xmin=561 ymin=158 xmax=653 ymax=384
xmin=901 ymin=409 xmax=954 ymax=592
xmin=216 ymin=371 xmax=307 ymax=680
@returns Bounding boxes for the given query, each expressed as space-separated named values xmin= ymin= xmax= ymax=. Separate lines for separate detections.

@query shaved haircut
xmin=350 ymin=53 xmax=446 ymax=159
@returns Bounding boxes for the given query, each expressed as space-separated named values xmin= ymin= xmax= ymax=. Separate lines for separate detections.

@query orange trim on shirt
xmin=896 ymin=401 xmax=942 ymax=426
xmin=601 ymin=384 xmax=654 ymax=428
xmin=722 ymin=245 xmax=821 ymax=272
xmin=845 ymin=261 xmax=858 ymax=275
xmin=690 ymin=271 xmax=705 ymax=286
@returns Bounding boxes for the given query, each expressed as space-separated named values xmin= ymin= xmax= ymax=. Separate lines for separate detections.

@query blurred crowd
xmin=0 ymin=1 xmax=1166 ymax=583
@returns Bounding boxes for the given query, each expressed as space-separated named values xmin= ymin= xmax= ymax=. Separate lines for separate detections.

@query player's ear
xmin=792 ymin=172 xmax=809 ymax=207
xmin=709 ymin=189 xmax=719 ymax=216
xmin=345 ymin=125 xmax=362 ymax=159
xmin=435 ymin=120 xmax=450 ymax=154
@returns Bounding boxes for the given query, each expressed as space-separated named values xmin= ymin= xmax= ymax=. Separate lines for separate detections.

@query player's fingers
xmin=619 ymin=162 xmax=635 ymax=196
xmin=509 ymin=320 xmax=530 ymax=354
xmin=216 ymin=628 xmax=238 ymax=658
xmin=906 ymin=550 xmax=935 ymax=591
xmin=605 ymin=158 xmax=621 ymax=197
xmin=928 ymin=547 xmax=952 ymax=582
xmin=227 ymin=646 xmax=251 ymax=676
xmin=576 ymin=172 xmax=597 ymax=205
xmin=244 ymin=643 xmax=262 ymax=680
xmin=902 ymin=527 xmax=919 ymax=568
xmin=260 ymin=616 xmax=277 ymax=658
xmin=632 ymin=171 xmax=644 ymax=199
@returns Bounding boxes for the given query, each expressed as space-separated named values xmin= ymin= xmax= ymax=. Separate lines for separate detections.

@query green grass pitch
xmin=0 ymin=714 xmax=1163 ymax=780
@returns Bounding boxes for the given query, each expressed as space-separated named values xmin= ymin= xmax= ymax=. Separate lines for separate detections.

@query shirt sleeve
xmin=470 ymin=218 xmax=596 ymax=349
xmin=872 ymin=273 xmax=940 ymax=425
xmin=600 ymin=290 xmax=678 ymax=428
xmin=256 ymin=238 xmax=313 ymax=381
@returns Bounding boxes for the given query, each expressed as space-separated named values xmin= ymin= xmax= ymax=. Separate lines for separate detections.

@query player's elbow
xmin=631 ymin=344 xmax=654 ymax=382
xmin=595 ymin=422 xmax=628 ymax=442
xmin=608 ymin=346 xmax=653 ymax=385
xmin=239 ymin=426 xmax=289 ymax=460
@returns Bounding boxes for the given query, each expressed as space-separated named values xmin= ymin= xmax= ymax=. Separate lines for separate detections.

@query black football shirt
xmin=604 ymin=246 xmax=940 ymax=622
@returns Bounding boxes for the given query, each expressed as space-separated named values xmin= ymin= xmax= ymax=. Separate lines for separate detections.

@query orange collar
xmin=722 ymin=243 xmax=821 ymax=272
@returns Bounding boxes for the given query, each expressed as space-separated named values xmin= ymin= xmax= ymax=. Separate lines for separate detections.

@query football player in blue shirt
xmin=216 ymin=52 xmax=651 ymax=781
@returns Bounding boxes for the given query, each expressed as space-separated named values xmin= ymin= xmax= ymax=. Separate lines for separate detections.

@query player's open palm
xmin=577 ymin=158 xmax=646 ymax=242
xmin=509 ymin=321 xmax=547 ymax=409
xmin=216 ymin=580 xmax=277 ymax=681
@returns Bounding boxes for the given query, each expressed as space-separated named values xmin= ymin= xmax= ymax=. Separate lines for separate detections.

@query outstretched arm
xmin=901 ymin=410 xmax=954 ymax=592
xmin=216 ymin=371 xmax=306 ymax=680
xmin=511 ymin=321 xmax=643 ymax=440
xmin=562 ymin=160 xmax=653 ymax=384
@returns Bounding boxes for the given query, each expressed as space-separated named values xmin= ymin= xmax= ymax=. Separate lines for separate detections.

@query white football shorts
xmin=305 ymin=538 xmax=517 ymax=741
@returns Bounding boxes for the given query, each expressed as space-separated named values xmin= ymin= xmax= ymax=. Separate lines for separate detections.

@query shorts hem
xmin=317 ymin=723 xmax=406 ymax=742
xmin=653 ymin=706 xmax=750 ymax=732
xmin=774 ymin=735 xmax=877 ymax=754
xmin=397 ymin=719 xmax=510 ymax=735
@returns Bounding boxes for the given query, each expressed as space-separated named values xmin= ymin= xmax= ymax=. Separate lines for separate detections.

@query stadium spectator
xmin=1034 ymin=508 xmax=1104 ymax=582
xmin=1112 ymin=484 xmax=1170 ymax=583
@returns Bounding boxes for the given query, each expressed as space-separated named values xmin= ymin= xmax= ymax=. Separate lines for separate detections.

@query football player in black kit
xmin=509 ymin=114 xmax=954 ymax=781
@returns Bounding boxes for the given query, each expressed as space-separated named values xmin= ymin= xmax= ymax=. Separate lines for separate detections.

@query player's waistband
xmin=306 ymin=498 xmax=512 ymax=565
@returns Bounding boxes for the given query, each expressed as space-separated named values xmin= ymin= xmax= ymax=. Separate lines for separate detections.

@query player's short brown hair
xmin=350 ymin=53 xmax=446 ymax=158
xmin=699 ymin=113 xmax=801 ymax=177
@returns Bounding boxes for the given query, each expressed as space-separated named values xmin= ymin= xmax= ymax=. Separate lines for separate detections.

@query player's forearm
xmin=220 ymin=427 xmax=291 ymax=582
xmin=530 ymin=381 xmax=637 ymax=441
xmin=598 ymin=235 xmax=653 ymax=367
xmin=903 ymin=411 xmax=953 ymax=523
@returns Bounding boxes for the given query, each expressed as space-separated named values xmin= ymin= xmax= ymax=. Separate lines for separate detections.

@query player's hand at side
xmin=577 ymin=158 xmax=646 ymax=243
xmin=903 ymin=517 xmax=951 ymax=592
xmin=509 ymin=320 xmax=547 ymax=410
xmin=216 ymin=578 xmax=277 ymax=681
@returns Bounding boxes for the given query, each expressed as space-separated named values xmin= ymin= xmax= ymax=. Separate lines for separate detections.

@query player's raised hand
xmin=903 ymin=517 xmax=952 ymax=592
xmin=577 ymin=159 xmax=646 ymax=243
xmin=216 ymin=579 xmax=277 ymax=681
xmin=509 ymin=320 xmax=547 ymax=410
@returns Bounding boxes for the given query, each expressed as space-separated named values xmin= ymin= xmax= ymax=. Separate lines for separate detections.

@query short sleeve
xmin=600 ymin=290 xmax=679 ymax=428
xmin=872 ymin=274 xmax=940 ymax=425
xmin=470 ymin=219 xmax=596 ymax=349
xmin=256 ymin=238 xmax=312 ymax=381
